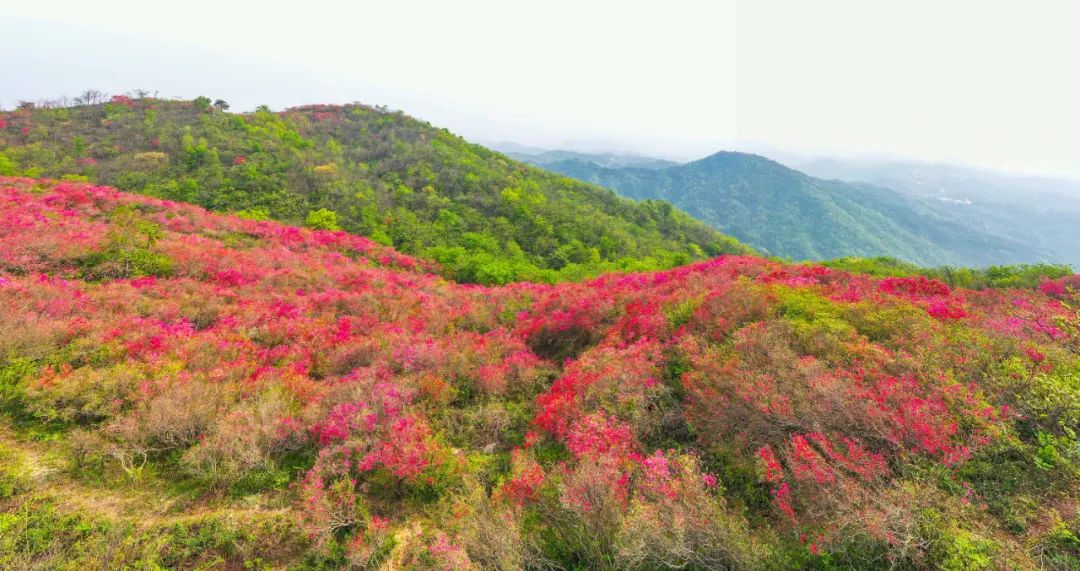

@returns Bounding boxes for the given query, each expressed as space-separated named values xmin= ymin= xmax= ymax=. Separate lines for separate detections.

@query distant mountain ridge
xmin=539 ymin=151 xmax=1055 ymax=267
xmin=797 ymin=157 xmax=1080 ymax=267
xmin=489 ymin=142 xmax=680 ymax=170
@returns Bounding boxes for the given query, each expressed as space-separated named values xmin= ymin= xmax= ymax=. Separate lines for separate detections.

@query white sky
xmin=2 ymin=0 xmax=1079 ymax=178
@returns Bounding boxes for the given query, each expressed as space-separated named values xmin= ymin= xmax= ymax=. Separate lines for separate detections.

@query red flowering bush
xmin=535 ymin=339 xmax=668 ymax=442
xmin=497 ymin=449 xmax=546 ymax=505
xmin=615 ymin=453 xmax=768 ymax=570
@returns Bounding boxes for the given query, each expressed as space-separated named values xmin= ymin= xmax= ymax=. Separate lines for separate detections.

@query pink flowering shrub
xmin=2 ymin=177 xmax=1078 ymax=567
xmin=497 ymin=449 xmax=546 ymax=505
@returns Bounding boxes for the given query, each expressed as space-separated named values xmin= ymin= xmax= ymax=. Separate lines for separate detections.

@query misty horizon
xmin=5 ymin=0 xmax=1080 ymax=180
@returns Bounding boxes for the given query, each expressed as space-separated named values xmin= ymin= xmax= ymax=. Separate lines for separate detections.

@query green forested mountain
xmin=543 ymin=151 xmax=1053 ymax=266
xmin=0 ymin=97 xmax=748 ymax=283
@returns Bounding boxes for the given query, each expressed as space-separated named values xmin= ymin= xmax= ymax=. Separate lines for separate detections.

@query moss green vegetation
xmin=822 ymin=256 xmax=1073 ymax=290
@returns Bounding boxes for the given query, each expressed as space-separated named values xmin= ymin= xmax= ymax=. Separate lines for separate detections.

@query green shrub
xmin=921 ymin=510 xmax=997 ymax=571
xmin=0 ymin=443 xmax=28 ymax=499
xmin=305 ymin=208 xmax=341 ymax=231
xmin=235 ymin=207 xmax=271 ymax=221
xmin=1038 ymin=517 xmax=1080 ymax=570
xmin=77 ymin=206 xmax=173 ymax=280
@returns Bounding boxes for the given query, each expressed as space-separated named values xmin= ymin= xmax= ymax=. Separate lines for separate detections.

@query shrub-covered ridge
xmin=1 ymin=177 xmax=1080 ymax=569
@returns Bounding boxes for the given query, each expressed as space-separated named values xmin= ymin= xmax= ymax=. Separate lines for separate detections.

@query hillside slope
xmin=2 ymin=177 xmax=1079 ymax=569
xmin=543 ymin=152 xmax=1053 ymax=266
xmin=0 ymin=98 xmax=747 ymax=283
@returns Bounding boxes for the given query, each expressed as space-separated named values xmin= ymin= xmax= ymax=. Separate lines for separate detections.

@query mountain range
xmin=530 ymin=150 xmax=1059 ymax=267
xmin=797 ymin=156 xmax=1080 ymax=267
xmin=490 ymin=142 xmax=680 ymax=170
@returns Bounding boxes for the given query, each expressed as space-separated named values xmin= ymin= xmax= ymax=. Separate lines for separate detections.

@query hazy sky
xmin=3 ymin=1 xmax=1079 ymax=178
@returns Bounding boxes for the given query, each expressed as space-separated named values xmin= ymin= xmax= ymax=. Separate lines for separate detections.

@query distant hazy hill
xmin=489 ymin=143 xmax=680 ymax=170
xmin=542 ymin=152 xmax=1053 ymax=266
xmin=798 ymin=157 xmax=1080 ymax=267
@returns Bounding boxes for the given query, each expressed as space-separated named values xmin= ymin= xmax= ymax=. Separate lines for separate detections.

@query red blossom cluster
xmin=497 ymin=449 xmax=546 ymax=505
xmin=110 ymin=94 xmax=136 ymax=108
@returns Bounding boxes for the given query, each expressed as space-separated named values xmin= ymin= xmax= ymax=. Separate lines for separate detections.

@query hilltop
xmin=2 ymin=177 xmax=1079 ymax=569
xmin=0 ymin=96 xmax=747 ymax=284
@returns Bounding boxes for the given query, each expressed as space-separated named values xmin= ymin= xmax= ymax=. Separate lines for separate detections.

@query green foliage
xmin=992 ymin=357 xmax=1080 ymax=438
xmin=980 ymin=263 xmax=1074 ymax=288
xmin=0 ymin=152 xmax=17 ymax=176
xmin=304 ymin=208 xmax=341 ymax=231
xmin=235 ymin=207 xmax=271 ymax=221
xmin=3 ymin=98 xmax=749 ymax=283
xmin=662 ymin=297 xmax=700 ymax=330
xmin=24 ymin=362 xmax=143 ymax=425
xmin=0 ymin=359 xmax=39 ymax=431
xmin=775 ymin=287 xmax=856 ymax=345
xmin=1038 ymin=517 xmax=1080 ymax=570
xmin=0 ymin=494 xmax=306 ymax=569
xmin=544 ymin=154 xmax=1056 ymax=267
xmin=368 ymin=228 xmax=393 ymax=246
xmin=77 ymin=206 xmax=172 ymax=280
xmin=825 ymin=256 xmax=1074 ymax=290
xmin=920 ymin=510 xmax=997 ymax=571
xmin=0 ymin=443 xmax=28 ymax=499
xmin=0 ymin=359 xmax=34 ymax=405
xmin=821 ymin=256 xmax=924 ymax=278
xmin=192 ymin=95 xmax=212 ymax=111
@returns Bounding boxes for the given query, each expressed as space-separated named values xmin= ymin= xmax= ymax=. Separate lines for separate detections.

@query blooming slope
xmin=1 ymin=177 xmax=1079 ymax=569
